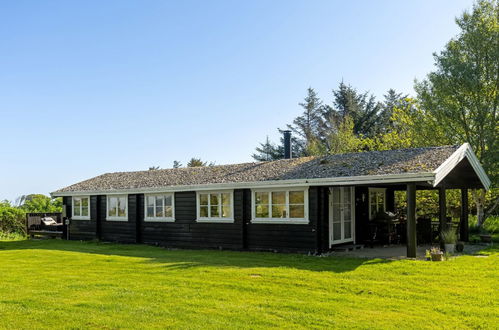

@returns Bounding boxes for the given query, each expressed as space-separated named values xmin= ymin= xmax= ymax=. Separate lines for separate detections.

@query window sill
xmin=196 ymin=218 xmax=234 ymax=223
xmin=251 ymin=219 xmax=309 ymax=225
xmin=106 ymin=217 xmax=128 ymax=222
xmin=144 ymin=218 xmax=175 ymax=223
xmin=71 ymin=216 xmax=90 ymax=221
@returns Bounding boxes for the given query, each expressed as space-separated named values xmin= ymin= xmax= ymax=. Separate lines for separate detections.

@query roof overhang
xmin=433 ymin=143 xmax=491 ymax=190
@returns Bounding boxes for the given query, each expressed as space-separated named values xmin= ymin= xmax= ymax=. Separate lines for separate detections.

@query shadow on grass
xmin=0 ymin=239 xmax=394 ymax=273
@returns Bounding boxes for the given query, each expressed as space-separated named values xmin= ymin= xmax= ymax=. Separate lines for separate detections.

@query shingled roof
xmin=52 ymin=145 xmax=466 ymax=195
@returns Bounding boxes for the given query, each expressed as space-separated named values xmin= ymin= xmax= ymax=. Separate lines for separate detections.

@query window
xmin=369 ymin=188 xmax=386 ymax=220
xmin=145 ymin=193 xmax=174 ymax=222
xmin=197 ymin=191 xmax=233 ymax=222
xmin=107 ymin=195 xmax=128 ymax=221
xmin=72 ymin=196 xmax=90 ymax=220
xmin=252 ymin=188 xmax=308 ymax=224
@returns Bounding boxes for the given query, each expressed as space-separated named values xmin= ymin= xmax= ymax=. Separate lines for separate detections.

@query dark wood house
xmin=51 ymin=143 xmax=490 ymax=257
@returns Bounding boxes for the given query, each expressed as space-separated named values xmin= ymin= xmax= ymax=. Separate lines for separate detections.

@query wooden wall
xmin=64 ymin=196 xmax=97 ymax=241
xmin=64 ymin=188 xmax=321 ymax=254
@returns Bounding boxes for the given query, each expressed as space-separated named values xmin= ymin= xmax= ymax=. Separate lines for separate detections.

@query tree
xmin=375 ymin=98 xmax=452 ymax=150
xmin=252 ymin=136 xmax=282 ymax=161
xmin=187 ymin=158 xmax=207 ymax=167
xmin=148 ymin=166 xmax=160 ymax=170
xmin=286 ymin=88 xmax=324 ymax=155
xmin=325 ymin=116 xmax=373 ymax=154
xmin=173 ymin=160 xmax=182 ymax=168
xmin=17 ymin=194 xmax=62 ymax=213
xmin=324 ymin=82 xmax=382 ymax=138
xmin=414 ymin=0 xmax=499 ymax=225
xmin=378 ymin=89 xmax=409 ymax=133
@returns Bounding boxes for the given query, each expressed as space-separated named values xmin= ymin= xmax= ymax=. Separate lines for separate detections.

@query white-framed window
xmin=196 ymin=190 xmax=234 ymax=223
xmin=369 ymin=188 xmax=386 ymax=220
xmin=145 ymin=193 xmax=175 ymax=222
xmin=72 ymin=196 xmax=90 ymax=220
xmin=251 ymin=188 xmax=309 ymax=224
xmin=106 ymin=195 xmax=128 ymax=221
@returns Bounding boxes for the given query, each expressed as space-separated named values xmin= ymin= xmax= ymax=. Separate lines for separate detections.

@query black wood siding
xmin=99 ymin=195 xmax=138 ymax=243
xmin=66 ymin=196 xmax=97 ymax=240
xmin=139 ymin=191 xmax=244 ymax=250
xmin=64 ymin=187 xmax=324 ymax=254
xmin=245 ymin=187 xmax=319 ymax=254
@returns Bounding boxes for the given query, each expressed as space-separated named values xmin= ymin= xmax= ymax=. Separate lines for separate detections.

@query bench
xmin=29 ymin=230 xmax=64 ymax=239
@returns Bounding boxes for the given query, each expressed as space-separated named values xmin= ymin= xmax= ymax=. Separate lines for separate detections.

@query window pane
xmin=164 ymin=195 xmax=172 ymax=206
xmin=200 ymin=206 xmax=208 ymax=217
xmin=332 ymin=188 xmax=340 ymax=203
xmin=221 ymin=193 xmax=230 ymax=205
xmin=210 ymin=205 xmax=219 ymax=217
xmin=256 ymin=204 xmax=269 ymax=218
xmin=290 ymin=205 xmax=304 ymax=218
xmin=81 ymin=206 xmax=89 ymax=217
xmin=200 ymin=194 xmax=208 ymax=205
xmin=210 ymin=194 xmax=219 ymax=206
xmin=81 ymin=198 xmax=89 ymax=207
xmin=74 ymin=198 xmax=81 ymax=208
xmin=255 ymin=192 xmax=268 ymax=205
xmin=165 ymin=206 xmax=173 ymax=218
xmin=222 ymin=205 xmax=231 ymax=218
xmin=289 ymin=191 xmax=304 ymax=204
xmin=272 ymin=205 xmax=286 ymax=218
xmin=108 ymin=197 xmax=117 ymax=217
xmin=147 ymin=196 xmax=154 ymax=208
xmin=74 ymin=205 xmax=81 ymax=216
xmin=343 ymin=189 xmax=351 ymax=204
xmin=118 ymin=197 xmax=127 ymax=217
xmin=156 ymin=206 xmax=164 ymax=218
xmin=344 ymin=221 xmax=352 ymax=239
xmin=271 ymin=191 xmax=285 ymax=205
xmin=333 ymin=223 xmax=341 ymax=240
xmin=147 ymin=206 xmax=154 ymax=218
xmin=344 ymin=208 xmax=351 ymax=221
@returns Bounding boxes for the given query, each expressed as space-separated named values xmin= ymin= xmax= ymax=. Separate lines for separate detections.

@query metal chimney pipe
xmin=283 ymin=130 xmax=292 ymax=159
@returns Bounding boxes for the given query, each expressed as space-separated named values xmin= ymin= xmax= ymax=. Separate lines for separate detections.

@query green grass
xmin=0 ymin=240 xmax=497 ymax=329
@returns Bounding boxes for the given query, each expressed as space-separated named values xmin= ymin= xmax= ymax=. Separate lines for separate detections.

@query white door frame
xmin=329 ymin=187 xmax=356 ymax=246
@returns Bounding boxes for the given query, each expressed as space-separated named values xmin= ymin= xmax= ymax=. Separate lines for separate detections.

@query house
xmin=51 ymin=135 xmax=490 ymax=257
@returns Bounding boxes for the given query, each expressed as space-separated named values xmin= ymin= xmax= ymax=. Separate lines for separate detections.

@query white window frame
xmin=72 ymin=196 xmax=90 ymax=220
xmin=144 ymin=193 xmax=175 ymax=222
xmin=106 ymin=195 xmax=128 ymax=221
xmin=251 ymin=187 xmax=309 ymax=224
xmin=196 ymin=190 xmax=234 ymax=223
xmin=369 ymin=188 xmax=386 ymax=220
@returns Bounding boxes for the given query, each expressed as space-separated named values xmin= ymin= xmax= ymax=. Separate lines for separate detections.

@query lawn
xmin=0 ymin=240 xmax=497 ymax=329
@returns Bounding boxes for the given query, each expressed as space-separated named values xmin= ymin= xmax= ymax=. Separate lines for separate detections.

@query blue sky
xmin=0 ymin=0 xmax=474 ymax=201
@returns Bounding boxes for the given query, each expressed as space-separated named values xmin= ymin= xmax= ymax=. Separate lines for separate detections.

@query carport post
xmin=460 ymin=189 xmax=469 ymax=242
xmin=439 ymin=187 xmax=447 ymax=249
xmin=406 ymin=183 xmax=417 ymax=258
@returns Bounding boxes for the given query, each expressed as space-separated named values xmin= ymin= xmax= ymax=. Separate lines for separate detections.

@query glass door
xmin=329 ymin=187 xmax=355 ymax=245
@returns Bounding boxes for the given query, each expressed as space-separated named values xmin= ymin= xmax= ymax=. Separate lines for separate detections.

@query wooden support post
xmin=406 ymin=183 xmax=417 ymax=258
xmin=439 ymin=187 xmax=447 ymax=249
xmin=460 ymin=188 xmax=469 ymax=242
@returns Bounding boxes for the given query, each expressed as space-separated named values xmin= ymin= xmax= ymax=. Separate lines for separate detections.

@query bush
xmin=469 ymin=215 xmax=499 ymax=234
xmin=0 ymin=205 xmax=26 ymax=235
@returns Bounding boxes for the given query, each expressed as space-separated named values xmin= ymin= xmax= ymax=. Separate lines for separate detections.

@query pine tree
xmin=172 ymin=160 xmax=182 ymax=168
xmin=286 ymin=88 xmax=324 ymax=156
xmin=187 ymin=158 xmax=207 ymax=167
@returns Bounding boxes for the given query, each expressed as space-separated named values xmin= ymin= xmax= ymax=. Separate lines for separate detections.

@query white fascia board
xmin=433 ymin=143 xmax=491 ymax=190
xmin=50 ymin=172 xmax=435 ymax=197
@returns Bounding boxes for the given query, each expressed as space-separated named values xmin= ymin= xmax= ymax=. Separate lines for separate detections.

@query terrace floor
xmin=329 ymin=243 xmax=490 ymax=260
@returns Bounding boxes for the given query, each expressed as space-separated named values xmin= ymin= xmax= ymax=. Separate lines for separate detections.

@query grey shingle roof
xmin=53 ymin=145 xmax=459 ymax=194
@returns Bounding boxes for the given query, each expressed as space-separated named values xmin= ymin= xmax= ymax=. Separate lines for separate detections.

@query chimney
xmin=283 ymin=130 xmax=292 ymax=159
